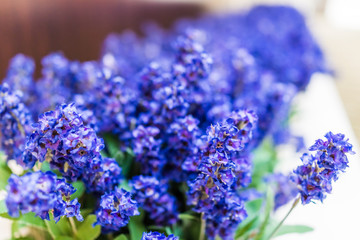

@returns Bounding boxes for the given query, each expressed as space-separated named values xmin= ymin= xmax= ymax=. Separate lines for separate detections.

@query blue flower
xmin=94 ymin=188 xmax=139 ymax=232
xmin=130 ymin=176 xmax=178 ymax=225
xmin=6 ymin=171 xmax=83 ymax=222
xmin=0 ymin=84 xmax=33 ymax=166
xmin=132 ymin=125 xmax=164 ymax=175
xmin=23 ymin=103 xmax=104 ymax=181
xmin=3 ymin=54 xmax=35 ymax=106
xmin=82 ymin=156 xmax=122 ymax=193
xmin=141 ymin=231 xmax=179 ymax=240
xmin=292 ymin=132 xmax=355 ymax=204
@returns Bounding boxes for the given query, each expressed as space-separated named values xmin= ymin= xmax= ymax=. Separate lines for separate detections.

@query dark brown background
xmin=0 ymin=0 xmax=203 ymax=78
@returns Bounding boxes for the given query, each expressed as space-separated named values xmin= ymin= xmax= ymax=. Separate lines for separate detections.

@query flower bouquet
xmin=0 ymin=5 xmax=355 ymax=240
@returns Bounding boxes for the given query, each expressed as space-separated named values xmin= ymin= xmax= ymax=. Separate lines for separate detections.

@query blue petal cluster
xmin=141 ymin=232 xmax=179 ymax=240
xmin=165 ymin=115 xmax=201 ymax=180
xmin=3 ymin=54 xmax=36 ymax=106
xmin=6 ymin=171 xmax=83 ymax=222
xmin=187 ymin=110 xmax=257 ymax=239
xmin=82 ymin=156 xmax=122 ymax=193
xmin=130 ymin=176 xmax=178 ymax=225
xmin=23 ymin=103 xmax=104 ymax=180
xmin=94 ymin=188 xmax=139 ymax=232
xmin=292 ymin=132 xmax=354 ymax=204
xmin=0 ymin=84 xmax=32 ymax=165
xmin=132 ymin=125 xmax=163 ymax=175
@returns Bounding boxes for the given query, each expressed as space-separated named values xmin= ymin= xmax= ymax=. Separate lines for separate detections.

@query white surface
xmin=275 ymin=74 xmax=360 ymax=240
xmin=326 ymin=0 xmax=360 ymax=30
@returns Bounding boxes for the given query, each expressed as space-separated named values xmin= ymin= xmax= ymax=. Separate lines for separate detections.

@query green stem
xmin=69 ymin=217 xmax=78 ymax=235
xmin=268 ymin=196 xmax=300 ymax=239
xmin=199 ymin=213 xmax=205 ymax=240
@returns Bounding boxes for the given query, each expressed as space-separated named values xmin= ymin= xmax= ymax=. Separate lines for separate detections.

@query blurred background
xmin=0 ymin=0 xmax=359 ymax=142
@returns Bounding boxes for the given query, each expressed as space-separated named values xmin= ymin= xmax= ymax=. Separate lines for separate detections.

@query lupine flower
xmin=130 ymin=176 xmax=178 ymax=225
xmin=141 ymin=232 xmax=179 ymax=240
xmin=23 ymin=103 xmax=104 ymax=180
xmin=292 ymin=132 xmax=354 ymax=204
xmin=0 ymin=84 xmax=32 ymax=165
xmin=94 ymin=188 xmax=139 ymax=232
xmin=6 ymin=171 xmax=83 ymax=222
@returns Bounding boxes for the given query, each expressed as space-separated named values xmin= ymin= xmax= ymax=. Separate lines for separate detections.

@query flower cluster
xmin=0 ymin=84 xmax=32 ymax=165
xmin=132 ymin=125 xmax=163 ymax=175
xmin=187 ymin=110 xmax=257 ymax=239
xmin=94 ymin=188 xmax=139 ymax=232
xmin=292 ymin=132 xmax=355 ymax=204
xmin=23 ymin=103 xmax=104 ymax=180
xmin=2 ymin=54 xmax=36 ymax=106
xmin=130 ymin=176 xmax=178 ymax=225
xmin=141 ymin=232 xmax=179 ymax=240
xmin=82 ymin=156 xmax=122 ymax=193
xmin=0 ymin=5 xmax=337 ymax=240
xmin=6 ymin=171 xmax=83 ymax=222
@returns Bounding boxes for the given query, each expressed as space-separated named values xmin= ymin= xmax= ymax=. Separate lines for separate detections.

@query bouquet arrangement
xmin=0 ymin=5 xmax=355 ymax=240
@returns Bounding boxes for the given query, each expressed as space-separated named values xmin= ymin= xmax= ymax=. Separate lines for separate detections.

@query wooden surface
xmin=0 ymin=0 xmax=203 ymax=77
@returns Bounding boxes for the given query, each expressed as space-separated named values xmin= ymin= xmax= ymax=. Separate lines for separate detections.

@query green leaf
xmin=45 ymin=215 xmax=72 ymax=238
xmin=0 ymin=167 xmax=11 ymax=190
xmin=78 ymin=209 xmax=93 ymax=220
xmin=119 ymin=180 xmax=131 ymax=192
xmin=54 ymin=236 xmax=74 ymax=240
xmin=179 ymin=213 xmax=198 ymax=221
xmin=251 ymin=139 xmax=278 ymax=189
xmin=0 ymin=199 xmax=8 ymax=214
xmin=254 ymin=190 xmax=274 ymax=240
xmin=129 ymin=210 xmax=146 ymax=240
xmin=114 ymin=234 xmax=128 ymax=240
xmin=76 ymin=214 xmax=100 ymax=240
xmin=103 ymin=134 xmax=133 ymax=178
xmin=235 ymin=216 xmax=259 ymax=238
xmin=235 ymin=198 xmax=264 ymax=238
xmin=71 ymin=181 xmax=85 ymax=200
xmin=274 ymin=224 xmax=314 ymax=237
xmin=245 ymin=198 xmax=263 ymax=216
xmin=41 ymin=161 xmax=51 ymax=172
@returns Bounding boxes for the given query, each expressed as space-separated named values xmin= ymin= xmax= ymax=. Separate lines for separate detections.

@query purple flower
xmin=130 ymin=176 xmax=178 ymax=225
xmin=6 ymin=171 xmax=83 ymax=222
xmin=141 ymin=232 xmax=179 ymax=240
xmin=23 ymin=103 xmax=104 ymax=181
xmin=187 ymin=113 xmax=256 ymax=240
xmin=3 ymin=54 xmax=35 ymax=105
xmin=94 ymin=188 xmax=139 ymax=232
xmin=0 ymin=84 xmax=32 ymax=166
xmin=292 ymin=132 xmax=355 ymax=204
xmin=82 ymin=156 xmax=122 ymax=193
xmin=205 ymin=193 xmax=248 ymax=240
xmin=132 ymin=125 xmax=164 ymax=175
